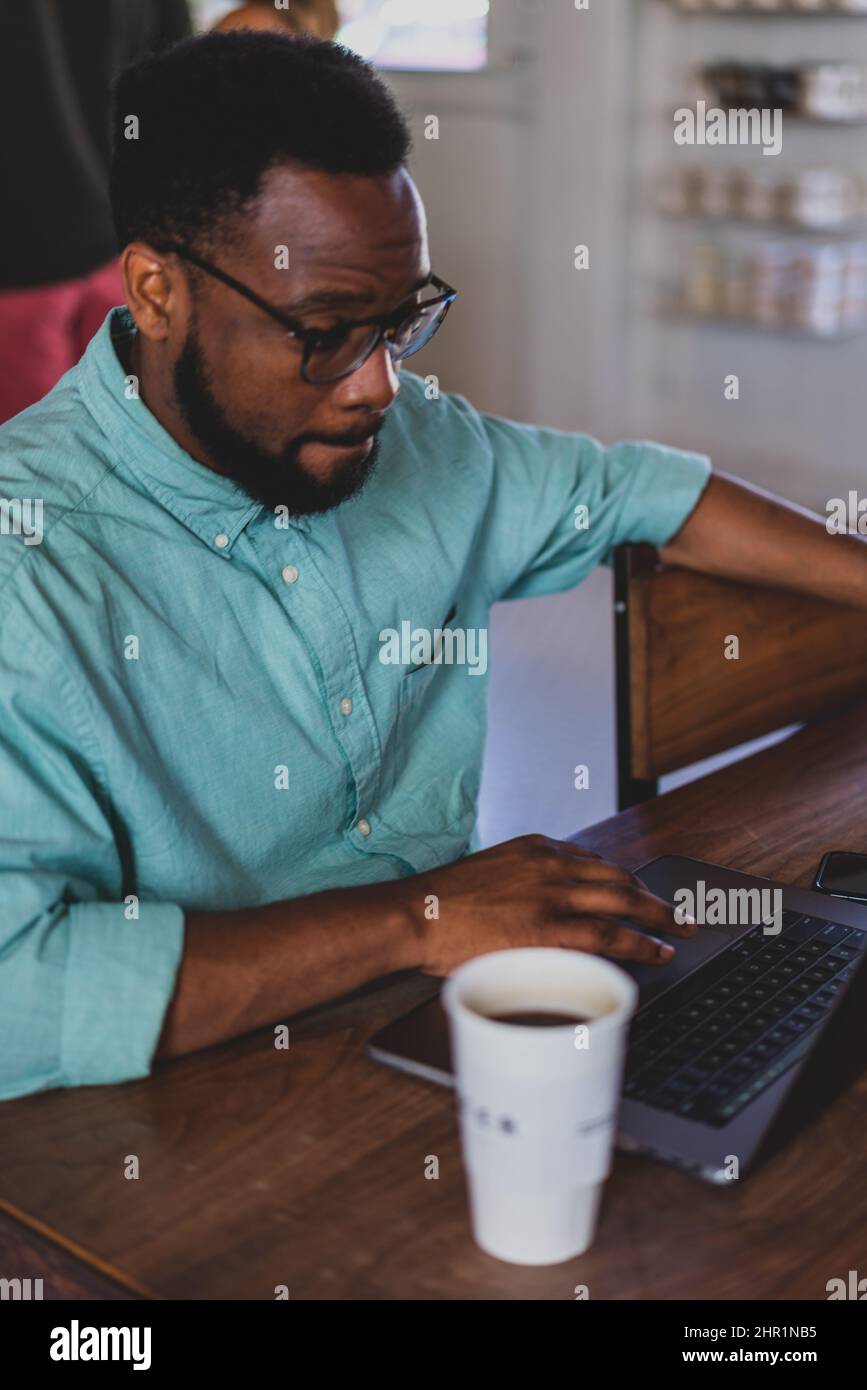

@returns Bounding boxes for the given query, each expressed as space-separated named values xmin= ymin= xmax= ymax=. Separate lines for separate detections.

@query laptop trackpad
xmin=622 ymin=925 xmax=732 ymax=1007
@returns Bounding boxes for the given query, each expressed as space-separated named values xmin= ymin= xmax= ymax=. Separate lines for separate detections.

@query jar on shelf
xmin=768 ymin=65 xmax=801 ymax=113
xmin=791 ymin=243 xmax=847 ymax=335
xmin=778 ymin=169 xmax=857 ymax=229
xmin=841 ymin=241 xmax=867 ymax=330
xmin=749 ymin=243 xmax=796 ymax=328
xmin=700 ymin=61 xmax=754 ymax=108
xmin=732 ymin=169 xmax=778 ymax=223
xmin=799 ymin=64 xmax=867 ymax=121
xmin=659 ymin=168 xmax=707 ymax=218
xmin=696 ymin=168 xmax=735 ymax=219
xmin=722 ymin=263 xmax=751 ymax=320
xmin=684 ymin=242 xmax=726 ymax=316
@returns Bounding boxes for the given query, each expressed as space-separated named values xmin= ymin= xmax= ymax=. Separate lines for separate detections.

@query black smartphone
xmin=814 ymin=851 xmax=867 ymax=905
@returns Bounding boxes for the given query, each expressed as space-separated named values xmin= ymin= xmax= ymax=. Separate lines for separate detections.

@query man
xmin=1 ymin=32 xmax=865 ymax=1101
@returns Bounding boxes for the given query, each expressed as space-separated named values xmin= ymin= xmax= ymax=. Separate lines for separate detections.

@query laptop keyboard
xmin=623 ymin=911 xmax=866 ymax=1127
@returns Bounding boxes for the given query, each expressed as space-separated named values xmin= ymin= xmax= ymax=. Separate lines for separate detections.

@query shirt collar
xmin=78 ymin=306 xmax=298 ymax=553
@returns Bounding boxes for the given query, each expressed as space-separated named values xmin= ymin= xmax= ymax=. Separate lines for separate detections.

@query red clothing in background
xmin=0 ymin=259 xmax=123 ymax=423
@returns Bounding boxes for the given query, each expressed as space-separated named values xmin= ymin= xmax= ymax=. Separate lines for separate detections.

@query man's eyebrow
xmin=284 ymin=274 xmax=432 ymax=315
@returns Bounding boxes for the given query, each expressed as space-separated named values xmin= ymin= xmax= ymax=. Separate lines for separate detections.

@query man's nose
xmin=335 ymin=339 xmax=401 ymax=412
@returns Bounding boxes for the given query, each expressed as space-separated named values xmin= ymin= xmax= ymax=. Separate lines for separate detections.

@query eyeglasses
xmin=155 ymin=241 xmax=458 ymax=385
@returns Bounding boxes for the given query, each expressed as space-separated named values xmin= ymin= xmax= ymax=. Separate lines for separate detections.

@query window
xmin=337 ymin=0 xmax=489 ymax=72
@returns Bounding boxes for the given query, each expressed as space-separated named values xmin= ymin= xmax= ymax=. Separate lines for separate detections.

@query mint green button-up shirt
xmin=0 ymin=307 xmax=711 ymax=1098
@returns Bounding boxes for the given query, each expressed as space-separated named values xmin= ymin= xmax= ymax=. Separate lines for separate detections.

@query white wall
xmin=386 ymin=1 xmax=638 ymax=845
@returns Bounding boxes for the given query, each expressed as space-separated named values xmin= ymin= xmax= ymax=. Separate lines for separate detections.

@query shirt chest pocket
xmin=396 ymin=602 xmax=457 ymax=720
xmin=398 ymin=656 xmax=440 ymax=718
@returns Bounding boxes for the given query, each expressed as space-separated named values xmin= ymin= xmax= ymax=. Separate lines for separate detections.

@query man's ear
xmin=121 ymin=243 xmax=183 ymax=343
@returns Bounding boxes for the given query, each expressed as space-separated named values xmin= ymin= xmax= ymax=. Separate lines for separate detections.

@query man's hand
xmin=411 ymin=833 xmax=695 ymax=976
xmin=155 ymin=834 xmax=693 ymax=1064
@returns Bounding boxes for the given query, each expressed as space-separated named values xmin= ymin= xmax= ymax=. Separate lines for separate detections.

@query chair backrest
xmin=613 ymin=543 xmax=867 ymax=809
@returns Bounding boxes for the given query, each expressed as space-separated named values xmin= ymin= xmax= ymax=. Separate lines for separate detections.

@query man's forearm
xmin=154 ymin=880 xmax=423 ymax=1061
xmin=152 ymin=828 xmax=693 ymax=1064
xmin=660 ymin=471 xmax=867 ymax=610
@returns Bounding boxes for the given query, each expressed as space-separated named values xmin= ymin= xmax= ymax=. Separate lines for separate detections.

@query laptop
xmin=367 ymin=855 xmax=867 ymax=1184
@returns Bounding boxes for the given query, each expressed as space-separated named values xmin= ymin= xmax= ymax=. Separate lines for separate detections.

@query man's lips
xmin=305 ymin=429 xmax=379 ymax=455
xmin=313 ymin=438 xmax=372 ymax=457
xmin=306 ymin=415 xmax=386 ymax=450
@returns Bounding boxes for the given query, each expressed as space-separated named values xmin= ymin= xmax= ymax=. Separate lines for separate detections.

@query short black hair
xmin=109 ymin=30 xmax=412 ymax=254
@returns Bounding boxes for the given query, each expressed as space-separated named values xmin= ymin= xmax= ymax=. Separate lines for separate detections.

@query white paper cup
xmin=442 ymin=947 xmax=638 ymax=1266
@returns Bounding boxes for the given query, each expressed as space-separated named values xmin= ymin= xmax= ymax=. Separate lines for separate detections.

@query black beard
xmin=172 ymin=319 xmax=381 ymax=517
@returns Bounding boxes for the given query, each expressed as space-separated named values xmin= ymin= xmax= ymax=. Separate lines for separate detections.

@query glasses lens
xmin=389 ymin=300 xmax=450 ymax=359
xmin=302 ymin=298 xmax=452 ymax=383
xmin=304 ymin=325 xmax=381 ymax=384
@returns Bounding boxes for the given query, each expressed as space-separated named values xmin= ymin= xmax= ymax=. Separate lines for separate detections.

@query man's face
xmin=167 ymin=164 xmax=430 ymax=516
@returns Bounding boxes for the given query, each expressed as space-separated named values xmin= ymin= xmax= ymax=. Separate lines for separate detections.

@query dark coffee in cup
xmin=486 ymin=1009 xmax=591 ymax=1028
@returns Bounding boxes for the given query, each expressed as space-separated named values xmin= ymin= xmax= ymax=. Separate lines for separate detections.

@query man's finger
xmin=547 ymin=916 xmax=675 ymax=965
xmin=561 ymin=880 xmax=693 ymax=938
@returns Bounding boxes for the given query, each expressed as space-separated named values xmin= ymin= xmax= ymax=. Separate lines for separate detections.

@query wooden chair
xmin=613 ymin=543 xmax=867 ymax=810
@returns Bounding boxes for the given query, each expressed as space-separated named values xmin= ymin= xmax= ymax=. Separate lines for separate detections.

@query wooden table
xmin=2 ymin=703 xmax=867 ymax=1301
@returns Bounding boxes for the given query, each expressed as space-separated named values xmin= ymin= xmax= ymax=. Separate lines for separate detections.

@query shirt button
xmin=282 ymin=564 xmax=300 ymax=584
xmin=339 ymin=697 xmax=353 ymax=717
xmin=214 ymin=532 xmax=230 ymax=549
xmin=356 ymin=818 xmax=371 ymax=837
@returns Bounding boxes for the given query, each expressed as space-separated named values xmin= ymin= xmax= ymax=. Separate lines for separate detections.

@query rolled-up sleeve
xmin=473 ymin=409 xmax=712 ymax=603
xmin=0 ymin=625 xmax=185 ymax=1100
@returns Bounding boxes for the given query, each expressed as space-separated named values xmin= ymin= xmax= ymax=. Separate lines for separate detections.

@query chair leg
xmin=613 ymin=546 xmax=662 ymax=813
xmin=617 ymin=771 xmax=659 ymax=813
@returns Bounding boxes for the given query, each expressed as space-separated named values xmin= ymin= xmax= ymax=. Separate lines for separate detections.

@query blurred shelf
xmin=663 ymin=306 xmax=867 ymax=338
xmin=675 ymin=106 xmax=867 ymax=125
xmin=787 ymin=112 xmax=867 ymax=125
xmin=669 ymin=6 xmax=867 ymax=14
xmin=661 ymin=212 xmax=867 ymax=233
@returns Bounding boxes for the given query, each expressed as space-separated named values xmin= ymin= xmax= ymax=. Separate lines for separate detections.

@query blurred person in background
xmin=0 ymin=0 xmax=193 ymax=424
xmin=214 ymin=1 xmax=339 ymax=38
xmin=0 ymin=0 xmax=341 ymax=427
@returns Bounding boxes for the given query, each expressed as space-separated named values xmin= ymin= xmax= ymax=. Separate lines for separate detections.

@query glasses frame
xmin=155 ymin=241 xmax=457 ymax=384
